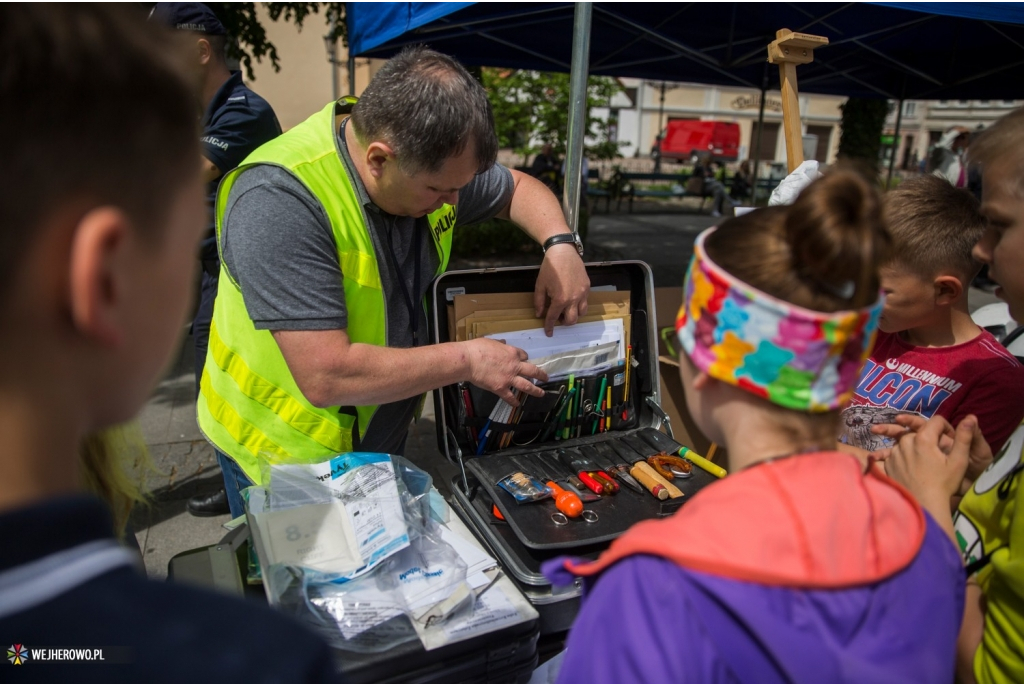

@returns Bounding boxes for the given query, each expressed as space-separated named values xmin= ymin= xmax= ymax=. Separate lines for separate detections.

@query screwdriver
xmin=545 ymin=480 xmax=583 ymax=518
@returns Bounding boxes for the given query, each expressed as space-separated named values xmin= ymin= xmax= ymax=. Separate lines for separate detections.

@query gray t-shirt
xmin=220 ymin=120 xmax=514 ymax=453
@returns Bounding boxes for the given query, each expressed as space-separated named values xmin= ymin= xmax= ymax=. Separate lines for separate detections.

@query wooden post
xmin=767 ymin=29 xmax=828 ymax=173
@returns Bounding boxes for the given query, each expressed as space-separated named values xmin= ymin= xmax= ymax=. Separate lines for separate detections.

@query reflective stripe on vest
xmin=197 ymin=99 xmax=454 ymax=483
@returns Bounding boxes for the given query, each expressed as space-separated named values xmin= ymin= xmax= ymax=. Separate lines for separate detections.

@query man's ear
xmin=67 ymin=207 xmax=129 ymax=347
xmin=197 ymin=37 xmax=212 ymax=67
xmin=933 ymin=274 xmax=964 ymax=306
xmin=365 ymin=141 xmax=396 ymax=179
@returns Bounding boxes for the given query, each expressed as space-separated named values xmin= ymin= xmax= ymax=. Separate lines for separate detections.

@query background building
xmin=883 ymin=99 xmax=1024 ymax=172
xmin=609 ymin=77 xmax=844 ymax=166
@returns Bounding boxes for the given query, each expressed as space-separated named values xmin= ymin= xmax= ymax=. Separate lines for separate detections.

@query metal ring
xmin=671 ymin=467 xmax=693 ymax=479
xmin=551 ymin=512 xmax=569 ymax=526
xmin=582 ymin=510 xmax=599 ymax=523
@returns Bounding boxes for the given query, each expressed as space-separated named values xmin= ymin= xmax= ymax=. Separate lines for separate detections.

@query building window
xmin=937 ymin=100 xmax=949 ymax=107
xmin=902 ymin=101 xmax=916 ymax=117
xmin=957 ymin=100 xmax=970 ymax=107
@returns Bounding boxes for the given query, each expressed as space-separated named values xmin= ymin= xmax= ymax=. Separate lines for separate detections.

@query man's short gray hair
xmin=350 ymin=46 xmax=498 ymax=175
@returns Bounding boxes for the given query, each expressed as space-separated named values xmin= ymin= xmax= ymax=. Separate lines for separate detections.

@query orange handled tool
xmin=546 ymin=481 xmax=584 ymax=518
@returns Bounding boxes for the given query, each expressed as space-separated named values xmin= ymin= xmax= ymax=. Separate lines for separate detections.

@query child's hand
xmin=955 ymin=414 xmax=994 ymax=496
xmin=886 ymin=416 xmax=972 ymax=520
xmin=873 ymin=413 xmax=993 ymax=495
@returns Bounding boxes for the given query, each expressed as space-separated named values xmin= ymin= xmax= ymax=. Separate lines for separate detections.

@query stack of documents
xmin=450 ymin=289 xmax=631 ymax=348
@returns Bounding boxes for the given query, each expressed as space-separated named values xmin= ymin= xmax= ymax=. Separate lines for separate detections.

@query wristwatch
xmin=542 ymin=233 xmax=584 ymax=257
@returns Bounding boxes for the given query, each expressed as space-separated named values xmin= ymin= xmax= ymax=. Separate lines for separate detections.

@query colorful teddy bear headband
xmin=675 ymin=227 xmax=883 ymax=413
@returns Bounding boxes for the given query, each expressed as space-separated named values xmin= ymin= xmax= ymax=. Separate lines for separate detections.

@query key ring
xmin=582 ymin=510 xmax=599 ymax=523
xmin=551 ymin=512 xmax=569 ymax=526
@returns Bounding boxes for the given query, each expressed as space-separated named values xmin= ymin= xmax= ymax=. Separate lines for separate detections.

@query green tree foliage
xmin=204 ymin=2 xmax=345 ymax=81
xmin=482 ymin=69 xmax=624 ymax=160
xmin=837 ymin=97 xmax=890 ymax=173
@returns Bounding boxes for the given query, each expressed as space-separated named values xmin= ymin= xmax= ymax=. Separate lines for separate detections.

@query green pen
xmin=593 ymin=375 xmax=608 ymax=434
xmin=563 ymin=374 xmax=575 ymax=439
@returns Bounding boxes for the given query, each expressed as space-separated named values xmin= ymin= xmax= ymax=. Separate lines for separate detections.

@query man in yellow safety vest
xmin=197 ymin=46 xmax=591 ymax=516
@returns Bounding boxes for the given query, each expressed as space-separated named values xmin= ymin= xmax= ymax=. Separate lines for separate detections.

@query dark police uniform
xmin=194 ymin=71 xmax=281 ymax=395
xmin=0 ymin=495 xmax=337 ymax=682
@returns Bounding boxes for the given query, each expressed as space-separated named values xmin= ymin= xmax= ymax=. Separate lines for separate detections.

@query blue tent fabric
xmin=348 ymin=3 xmax=471 ymax=56
xmin=347 ymin=2 xmax=1024 ymax=99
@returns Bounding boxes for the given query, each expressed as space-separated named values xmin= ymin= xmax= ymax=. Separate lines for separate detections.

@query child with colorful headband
xmin=546 ymin=171 xmax=965 ymax=683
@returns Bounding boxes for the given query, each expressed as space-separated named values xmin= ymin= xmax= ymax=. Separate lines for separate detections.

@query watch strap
xmin=543 ymin=233 xmax=583 ymax=256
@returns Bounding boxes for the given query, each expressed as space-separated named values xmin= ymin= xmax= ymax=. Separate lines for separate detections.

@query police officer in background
xmin=150 ymin=3 xmax=282 ymax=517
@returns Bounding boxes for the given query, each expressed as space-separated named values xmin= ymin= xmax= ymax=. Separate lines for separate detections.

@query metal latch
xmin=446 ymin=426 xmax=471 ymax=494
xmin=645 ymin=396 xmax=674 ymax=440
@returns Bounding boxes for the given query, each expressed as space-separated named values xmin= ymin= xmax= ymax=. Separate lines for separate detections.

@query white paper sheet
xmin=260 ymin=501 xmax=363 ymax=574
xmin=264 ymin=453 xmax=410 ymax=582
xmin=485 ymin=319 xmax=626 ymax=363
xmin=442 ymin=589 xmax=521 ymax=640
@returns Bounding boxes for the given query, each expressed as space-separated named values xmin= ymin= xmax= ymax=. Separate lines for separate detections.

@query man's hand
xmin=535 ymin=243 xmax=590 ymax=335
xmin=464 ymin=338 xmax=548 ymax=406
xmin=500 ymin=170 xmax=591 ymax=335
xmin=872 ymin=413 xmax=993 ymax=495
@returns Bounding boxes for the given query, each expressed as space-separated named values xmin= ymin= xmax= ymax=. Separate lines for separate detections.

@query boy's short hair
xmin=969 ymin=107 xmax=1024 ymax=196
xmin=883 ymin=175 xmax=986 ymax=282
xmin=0 ymin=5 xmax=199 ymax=305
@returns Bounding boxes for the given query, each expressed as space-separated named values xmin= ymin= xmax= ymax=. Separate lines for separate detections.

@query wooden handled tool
xmin=767 ymin=29 xmax=829 ymax=173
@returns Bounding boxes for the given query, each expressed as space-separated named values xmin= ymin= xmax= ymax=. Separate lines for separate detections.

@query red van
xmin=655 ymin=120 xmax=741 ymax=162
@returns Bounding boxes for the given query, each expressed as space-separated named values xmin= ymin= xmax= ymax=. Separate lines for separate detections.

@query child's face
xmin=112 ymin=176 xmax=205 ymax=421
xmin=677 ymin=353 xmax=725 ymax=446
xmin=975 ymin=157 xmax=1024 ymax=322
xmin=878 ymin=266 xmax=939 ymax=334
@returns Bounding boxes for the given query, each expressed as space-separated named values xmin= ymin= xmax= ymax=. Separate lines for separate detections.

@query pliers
xmin=647 ymin=454 xmax=693 ymax=480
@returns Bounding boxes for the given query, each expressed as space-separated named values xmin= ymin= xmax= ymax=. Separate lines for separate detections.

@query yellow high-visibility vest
xmin=197 ymin=98 xmax=454 ymax=483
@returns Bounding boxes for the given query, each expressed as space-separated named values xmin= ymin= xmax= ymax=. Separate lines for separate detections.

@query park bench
xmin=613 ymin=171 xmax=713 ymax=213
xmin=586 ymin=168 xmax=613 ymax=213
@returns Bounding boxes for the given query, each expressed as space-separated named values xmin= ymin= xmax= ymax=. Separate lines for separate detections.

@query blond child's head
xmin=971 ymin=108 xmax=1024 ymax=321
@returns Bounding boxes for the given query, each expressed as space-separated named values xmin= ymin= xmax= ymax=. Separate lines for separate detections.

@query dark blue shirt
xmin=201 ymin=71 xmax=281 ymax=260
xmin=0 ymin=495 xmax=338 ymax=682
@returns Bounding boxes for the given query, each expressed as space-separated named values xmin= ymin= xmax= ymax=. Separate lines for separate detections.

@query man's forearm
xmin=501 ymin=169 xmax=574 ymax=243
xmin=275 ymin=332 xmax=471 ymax=408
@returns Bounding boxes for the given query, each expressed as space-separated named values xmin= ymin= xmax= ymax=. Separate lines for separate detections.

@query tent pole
xmin=886 ymin=97 xmax=904 ymax=189
xmin=752 ymin=63 xmax=768 ymax=202
xmin=563 ymin=2 xmax=592 ymax=238
xmin=348 ymin=54 xmax=356 ymax=96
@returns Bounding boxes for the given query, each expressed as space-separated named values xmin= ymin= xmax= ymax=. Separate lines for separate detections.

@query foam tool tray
xmin=464 ymin=430 xmax=718 ymax=551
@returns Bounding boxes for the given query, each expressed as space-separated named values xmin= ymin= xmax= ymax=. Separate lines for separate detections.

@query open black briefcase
xmin=429 ymin=261 xmax=718 ymax=635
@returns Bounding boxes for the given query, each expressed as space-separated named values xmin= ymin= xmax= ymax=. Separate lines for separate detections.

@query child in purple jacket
xmin=546 ymin=171 xmax=966 ymax=683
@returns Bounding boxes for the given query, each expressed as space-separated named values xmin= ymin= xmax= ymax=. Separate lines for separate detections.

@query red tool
xmin=558 ymin=449 xmax=605 ymax=495
xmin=589 ymin=470 xmax=619 ymax=495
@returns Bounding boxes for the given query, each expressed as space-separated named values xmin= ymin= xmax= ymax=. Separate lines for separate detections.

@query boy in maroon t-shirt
xmin=839 ymin=175 xmax=1024 ymax=453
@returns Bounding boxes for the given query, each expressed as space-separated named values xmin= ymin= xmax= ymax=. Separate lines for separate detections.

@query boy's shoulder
xmin=873 ymin=330 xmax=1024 ymax=376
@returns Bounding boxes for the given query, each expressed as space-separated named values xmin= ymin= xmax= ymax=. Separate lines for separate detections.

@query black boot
xmin=187 ymin=488 xmax=231 ymax=517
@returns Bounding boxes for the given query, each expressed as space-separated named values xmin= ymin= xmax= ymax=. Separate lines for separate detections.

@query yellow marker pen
xmin=679 ymin=446 xmax=727 ymax=479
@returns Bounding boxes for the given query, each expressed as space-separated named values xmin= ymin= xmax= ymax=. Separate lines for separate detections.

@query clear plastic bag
xmin=248 ymin=452 xmax=473 ymax=652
